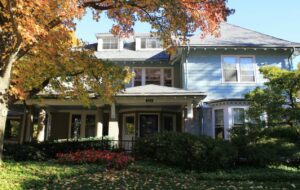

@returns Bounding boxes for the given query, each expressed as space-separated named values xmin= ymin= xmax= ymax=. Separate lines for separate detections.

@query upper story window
xmin=141 ymin=38 xmax=162 ymax=49
xmin=132 ymin=67 xmax=173 ymax=87
xmin=222 ymin=55 xmax=256 ymax=83
xmin=102 ymin=38 xmax=119 ymax=49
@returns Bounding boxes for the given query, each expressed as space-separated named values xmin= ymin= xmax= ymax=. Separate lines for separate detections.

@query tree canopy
xmin=245 ymin=66 xmax=300 ymax=127
xmin=0 ymin=0 xmax=232 ymax=161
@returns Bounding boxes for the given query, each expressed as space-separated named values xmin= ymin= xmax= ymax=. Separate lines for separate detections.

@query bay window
xmin=222 ymin=55 xmax=256 ymax=82
xmin=233 ymin=108 xmax=245 ymax=127
xmin=214 ymin=109 xmax=224 ymax=139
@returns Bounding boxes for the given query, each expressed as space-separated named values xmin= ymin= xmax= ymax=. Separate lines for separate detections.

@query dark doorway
xmin=139 ymin=114 xmax=158 ymax=137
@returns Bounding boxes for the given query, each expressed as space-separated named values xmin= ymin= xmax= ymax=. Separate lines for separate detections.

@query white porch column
xmin=187 ymin=102 xmax=194 ymax=119
xmin=96 ymin=107 xmax=103 ymax=138
xmin=108 ymin=103 xmax=119 ymax=140
xmin=184 ymin=101 xmax=195 ymax=133
xmin=37 ymin=107 xmax=46 ymax=142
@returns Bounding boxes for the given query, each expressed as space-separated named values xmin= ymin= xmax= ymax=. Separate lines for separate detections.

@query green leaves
xmin=245 ymin=66 xmax=300 ymax=126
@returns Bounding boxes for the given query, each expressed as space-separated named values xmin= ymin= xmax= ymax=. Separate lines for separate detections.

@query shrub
xmin=132 ymin=132 xmax=237 ymax=171
xmin=230 ymin=125 xmax=300 ymax=166
xmin=3 ymin=138 xmax=117 ymax=161
xmin=56 ymin=150 xmax=134 ymax=169
xmin=4 ymin=144 xmax=47 ymax=161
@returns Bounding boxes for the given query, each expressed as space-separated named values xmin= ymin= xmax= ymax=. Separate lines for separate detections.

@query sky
xmin=75 ymin=0 xmax=300 ymax=65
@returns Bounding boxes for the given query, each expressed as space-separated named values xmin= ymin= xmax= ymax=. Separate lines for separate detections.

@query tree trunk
xmin=0 ymin=55 xmax=16 ymax=161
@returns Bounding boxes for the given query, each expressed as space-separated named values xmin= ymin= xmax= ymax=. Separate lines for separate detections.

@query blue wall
xmin=184 ymin=49 xmax=292 ymax=101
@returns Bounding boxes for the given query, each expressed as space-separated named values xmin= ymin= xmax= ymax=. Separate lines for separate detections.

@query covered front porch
xmin=5 ymin=85 xmax=205 ymax=145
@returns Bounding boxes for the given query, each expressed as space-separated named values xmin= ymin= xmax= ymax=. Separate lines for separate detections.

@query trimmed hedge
xmin=3 ymin=138 xmax=117 ymax=161
xmin=132 ymin=132 xmax=237 ymax=171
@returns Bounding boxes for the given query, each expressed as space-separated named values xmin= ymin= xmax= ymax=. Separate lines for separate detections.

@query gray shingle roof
xmin=118 ymin=84 xmax=205 ymax=97
xmin=187 ymin=22 xmax=300 ymax=48
xmin=94 ymin=49 xmax=169 ymax=61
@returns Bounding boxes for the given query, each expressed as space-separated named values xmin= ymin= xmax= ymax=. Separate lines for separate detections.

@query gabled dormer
xmin=135 ymin=34 xmax=163 ymax=51
xmin=96 ymin=33 xmax=124 ymax=51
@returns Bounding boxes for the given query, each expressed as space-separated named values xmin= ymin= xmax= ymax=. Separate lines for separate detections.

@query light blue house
xmin=5 ymin=23 xmax=300 ymax=144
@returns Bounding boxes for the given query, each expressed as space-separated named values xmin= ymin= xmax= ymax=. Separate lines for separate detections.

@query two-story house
xmin=5 ymin=23 xmax=300 ymax=144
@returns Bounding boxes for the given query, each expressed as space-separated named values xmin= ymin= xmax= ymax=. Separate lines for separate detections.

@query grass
xmin=1 ymin=160 xmax=300 ymax=190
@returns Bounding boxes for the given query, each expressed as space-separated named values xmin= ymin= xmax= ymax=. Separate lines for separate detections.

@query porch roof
xmin=117 ymin=85 xmax=206 ymax=97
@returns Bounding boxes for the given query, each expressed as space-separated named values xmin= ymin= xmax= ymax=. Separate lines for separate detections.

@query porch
xmin=4 ymin=85 xmax=206 ymax=145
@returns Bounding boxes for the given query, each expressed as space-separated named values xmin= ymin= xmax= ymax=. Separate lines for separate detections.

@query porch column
xmin=96 ymin=106 xmax=103 ymax=138
xmin=45 ymin=109 xmax=51 ymax=141
xmin=19 ymin=108 xmax=27 ymax=144
xmin=24 ymin=105 xmax=33 ymax=142
xmin=184 ymin=101 xmax=195 ymax=133
xmin=37 ymin=107 xmax=46 ymax=142
xmin=108 ymin=103 xmax=119 ymax=140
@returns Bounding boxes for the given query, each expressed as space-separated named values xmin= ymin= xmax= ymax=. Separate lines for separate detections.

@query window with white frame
xmin=102 ymin=38 xmax=118 ymax=49
xmin=214 ymin=109 xmax=224 ymax=139
xmin=132 ymin=68 xmax=173 ymax=87
xmin=141 ymin=38 xmax=162 ymax=49
xmin=222 ymin=55 xmax=256 ymax=82
xmin=232 ymin=108 xmax=245 ymax=127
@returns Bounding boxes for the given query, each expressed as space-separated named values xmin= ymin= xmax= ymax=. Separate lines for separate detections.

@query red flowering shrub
xmin=56 ymin=150 xmax=134 ymax=169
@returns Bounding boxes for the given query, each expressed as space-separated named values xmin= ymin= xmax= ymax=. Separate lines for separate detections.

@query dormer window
xmin=102 ymin=38 xmax=118 ymax=49
xmin=141 ymin=38 xmax=162 ymax=49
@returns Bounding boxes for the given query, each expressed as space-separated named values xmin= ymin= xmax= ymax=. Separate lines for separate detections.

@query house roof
xmin=94 ymin=49 xmax=169 ymax=61
xmin=186 ymin=22 xmax=300 ymax=48
xmin=117 ymin=84 xmax=205 ymax=97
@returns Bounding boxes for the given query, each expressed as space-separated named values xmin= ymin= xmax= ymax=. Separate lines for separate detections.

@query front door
xmin=140 ymin=114 xmax=159 ymax=137
xmin=122 ymin=114 xmax=135 ymax=150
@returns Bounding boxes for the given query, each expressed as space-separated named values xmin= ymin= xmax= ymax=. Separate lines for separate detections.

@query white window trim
xmin=221 ymin=55 xmax=257 ymax=84
xmin=101 ymin=37 xmax=121 ymax=51
xmin=132 ymin=67 xmax=174 ymax=87
xmin=122 ymin=113 xmax=136 ymax=139
xmin=139 ymin=37 xmax=163 ymax=50
xmin=57 ymin=110 xmax=97 ymax=139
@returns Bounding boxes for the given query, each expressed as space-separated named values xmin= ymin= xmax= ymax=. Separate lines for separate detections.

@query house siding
xmin=184 ymin=49 xmax=292 ymax=101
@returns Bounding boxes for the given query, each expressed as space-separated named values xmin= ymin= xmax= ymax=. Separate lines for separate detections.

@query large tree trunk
xmin=0 ymin=55 xmax=16 ymax=161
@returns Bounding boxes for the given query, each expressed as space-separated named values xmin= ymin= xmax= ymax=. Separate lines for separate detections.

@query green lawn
xmin=1 ymin=161 xmax=300 ymax=190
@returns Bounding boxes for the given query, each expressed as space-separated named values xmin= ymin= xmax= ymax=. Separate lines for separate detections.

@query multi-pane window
xmin=222 ymin=56 xmax=256 ymax=82
xmin=132 ymin=68 xmax=173 ymax=87
xmin=233 ymin=108 xmax=245 ymax=127
xmin=146 ymin=68 xmax=161 ymax=85
xmin=215 ymin=109 xmax=224 ymax=139
xmin=133 ymin=68 xmax=142 ymax=86
xmin=141 ymin=38 xmax=162 ymax=49
xmin=102 ymin=38 xmax=118 ymax=49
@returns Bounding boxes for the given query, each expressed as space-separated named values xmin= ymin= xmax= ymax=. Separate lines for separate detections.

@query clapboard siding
xmin=185 ymin=49 xmax=291 ymax=101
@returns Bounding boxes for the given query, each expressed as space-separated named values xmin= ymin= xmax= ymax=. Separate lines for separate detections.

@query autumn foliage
xmin=56 ymin=150 xmax=134 ymax=169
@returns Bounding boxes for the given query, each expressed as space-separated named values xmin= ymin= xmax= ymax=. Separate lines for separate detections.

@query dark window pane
xmin=85 ymin=115 xmax=96 ymax=138
xmin=103 ymin=113 xmax=109 ymax=136
xmin=164 ymin=69 xmax=173 ymax=87
xmin=163 ymin=115 xmax=175 ymax=132
xmin=215 ymin=109 xmax=224 ymax=139
xmin=145 ymin=68 xmax=161 ymax=85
